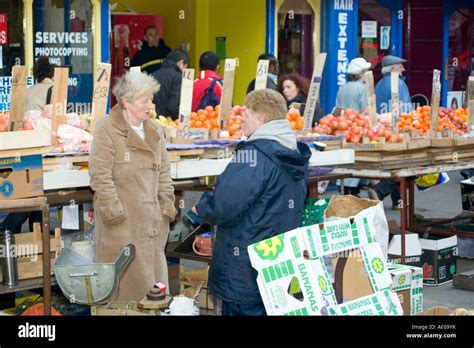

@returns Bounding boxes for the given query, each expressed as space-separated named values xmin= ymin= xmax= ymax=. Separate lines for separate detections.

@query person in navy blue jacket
xmin=192 ymin=89 xmax=311 ymax=316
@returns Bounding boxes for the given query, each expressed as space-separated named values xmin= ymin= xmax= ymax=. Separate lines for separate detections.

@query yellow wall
xmin=114 ymin=0 xmax=266 ymax=105
xmin=201 ymin=0 xmax=267 ymax=105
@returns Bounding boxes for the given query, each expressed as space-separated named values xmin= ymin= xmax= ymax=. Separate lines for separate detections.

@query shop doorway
xmin=446 ymin=7 xmax=474 ymax=109
xmin=277 ymin=0 xmax=314 ymax=79
xmin=0 ymin=0 xmax=24 ymax=77
xmin=358 ymin=0 xmax=391 ymax=84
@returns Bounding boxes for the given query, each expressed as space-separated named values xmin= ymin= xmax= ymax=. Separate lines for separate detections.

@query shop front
xmin=0 ymin=0 xmax=109 ymax=112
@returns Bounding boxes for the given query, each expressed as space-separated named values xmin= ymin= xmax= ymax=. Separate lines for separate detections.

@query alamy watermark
xmin=218 ymin=148 xmax=257 ymax=168
xmin=0 ymin=243 xmax=39 ymax=262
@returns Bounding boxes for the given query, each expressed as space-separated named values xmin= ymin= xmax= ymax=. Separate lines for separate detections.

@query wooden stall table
xmin=0 ymin=197 xmax=52 ymax=315
xmin=334 ymin=160 xmax=474 ymax=264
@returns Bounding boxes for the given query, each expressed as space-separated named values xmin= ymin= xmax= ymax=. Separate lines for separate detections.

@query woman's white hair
xmin=112 ymin=71 xmax=160 ymax=103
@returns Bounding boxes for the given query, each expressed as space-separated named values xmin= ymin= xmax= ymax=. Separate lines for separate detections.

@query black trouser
xmin=0 ymin=211 xmax=42 ymax=233
xmin=221 ymin=301 xmax=267 ymax=316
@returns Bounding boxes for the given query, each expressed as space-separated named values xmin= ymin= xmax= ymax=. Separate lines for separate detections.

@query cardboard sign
xmin=0 ymin=14 xmax=7 ymax=45
xmin=51 ymin=67 xmax=69 ymax=146
xmin=467 ymin=76 xmax=474 ymax=130
xmin=303 ymin=53 xmax=326 ymax=131
xmin=178 ymin=68 xmax=195 ymax=137
xmin=90 ymin=63 xmax=111 ymax=132
xmin=218 ymin=58 xmax=236 ymax=129
xmin=429 ymin=69 xmax=441 ymax=136
xmin=9 ymin=65 xmax=27 ymax=131
xmin=365 ymin=71 xmax=377 ymax=127
xmin=254 ymin=60 xmax=269 ymax=91
xmin=390 ymin=71 xmax=400 ymax=133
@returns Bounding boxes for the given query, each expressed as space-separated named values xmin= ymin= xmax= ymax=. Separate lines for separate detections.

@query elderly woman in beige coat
xmin=89 ymin=71 xmax=177 ymax=301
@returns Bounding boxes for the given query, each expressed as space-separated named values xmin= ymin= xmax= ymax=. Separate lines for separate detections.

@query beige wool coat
xmin=89 ymin=104 xmax=177 ymax=301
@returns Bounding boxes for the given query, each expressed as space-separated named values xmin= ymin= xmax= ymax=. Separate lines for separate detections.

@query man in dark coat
xmin=246 ymin=53 xmax=279 ymax=94
xmin=131 ymin=26 xmax=171 ymax=75
xmin=151 ymin=49 xmax=189 ymax=119
xmin=193 ymin=89 xmax=310 ymax=316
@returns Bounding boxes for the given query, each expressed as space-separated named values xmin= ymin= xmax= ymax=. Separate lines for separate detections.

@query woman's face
xmin=122 ymin=93 xmax=154 ymax=124
xmin=282 ymin=79 xmax=299 ymax=101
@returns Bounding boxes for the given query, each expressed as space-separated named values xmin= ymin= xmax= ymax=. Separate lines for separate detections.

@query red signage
xmin=0 ymin=14 xmax=7 ymax=45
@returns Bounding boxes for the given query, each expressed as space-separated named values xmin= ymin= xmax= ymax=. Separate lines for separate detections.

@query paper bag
xmin=324 ymin=195 xmax=389 ymax=259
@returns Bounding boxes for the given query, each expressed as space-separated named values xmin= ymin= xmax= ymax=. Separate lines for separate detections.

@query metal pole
xmin=42 ymin=204 xmax=51 ymax=316
xmin=400 ymin=178 xmax=407 ymax=264
xmin=408 ymin=177 xmax=415 ymax=231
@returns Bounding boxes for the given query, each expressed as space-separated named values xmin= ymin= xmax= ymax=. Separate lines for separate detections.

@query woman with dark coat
xmin=278 ymin=73 xmax=324 ymax=126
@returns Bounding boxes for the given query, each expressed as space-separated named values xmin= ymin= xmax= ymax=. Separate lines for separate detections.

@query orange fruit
xmin=194 ymin=120 xmax=203 ymax=128
xmin=205 ymin=106 xmax=214 ymax=113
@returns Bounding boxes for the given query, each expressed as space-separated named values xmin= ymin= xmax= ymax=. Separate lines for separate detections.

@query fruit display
xmin=189 ymin=105 xmax=220 ymax=130
xmin=399 ymin=106 xmax=469 ymax=136
xmin=156 ymin=115 xmax=178 ymax=128
xmin=0 ymin=111 xmax=9 ymax=132
xmin=287 ymin=108 xmax=305 ymax=130
xmin=313 ymin=109 xmax=404 ymax=144
xmin=227 ymin=105 xmax=244 ymax=140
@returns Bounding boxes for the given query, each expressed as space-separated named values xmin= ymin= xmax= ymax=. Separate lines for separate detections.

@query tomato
xmin=338 ymin=120 xmax=349 ymax=130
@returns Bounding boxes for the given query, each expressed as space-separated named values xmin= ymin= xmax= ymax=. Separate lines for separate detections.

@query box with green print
xmin=388 ymin=263 xmax=423 ymax=315
xmin=301 ymin=215 xmax=377 ymax=259
xmin=249 ymin=228 xmax=336 ymax=315
xmin=249 ymin=218 xmax=399 ymax=315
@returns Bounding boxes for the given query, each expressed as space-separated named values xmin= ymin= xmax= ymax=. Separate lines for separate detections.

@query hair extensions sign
xmin=0 ymin=14 xmax=7 ymax=45
xmin=321 ymin=0 xmax=358 ymax=114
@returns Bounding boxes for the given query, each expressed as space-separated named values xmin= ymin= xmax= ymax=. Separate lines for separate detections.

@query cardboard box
xmin=388 ymin=263 xmax=423 ymax=315
xmin=250 ymin=228 xmax=329 ymax=315
xmin=460 ymin=178 xmax=474 ymax=212
xmin=419 ymin=235 xmax=457 ymax=286
xmin=179 ymin=266 xmax=214 ymax=311
xmin=302 ymin=215 xmax=377 ymax=258
xmin=249 ymin=219 xmax=400 ymax=315
xmin=387 ymin=234 xmax=422 ymax=267
xmin=0 ymin=155 xmax=43 ymax=200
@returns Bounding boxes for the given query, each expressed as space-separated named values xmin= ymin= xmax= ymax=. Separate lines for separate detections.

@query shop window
xmin=33 ymin=0 xmax=94 ymax=114
xmin=358 ymin=0 xmax=390 ymax=83
xmin=447 ymin=7 xmax=474 ymax=109
xmin=277 ymin=0 xmax=314 ymax=79
xmin=0 ymin=1 xmax=25 ymax=76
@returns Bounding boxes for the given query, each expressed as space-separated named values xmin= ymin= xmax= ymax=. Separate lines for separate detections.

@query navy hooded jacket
xmin=195 ymin=138 xmax=311 ymax=304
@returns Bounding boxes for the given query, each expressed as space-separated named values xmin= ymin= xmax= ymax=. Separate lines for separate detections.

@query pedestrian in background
xmin=131 ymin=26 xmax=171 ymax=75
xmin=246 ymin=53 xmax=279 ymax=94
xmin=335 ymin=57 xmax=371 ymax=113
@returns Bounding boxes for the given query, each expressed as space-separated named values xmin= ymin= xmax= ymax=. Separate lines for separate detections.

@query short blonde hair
xmin=112 ymin=71 xmax=160 ymax=103
xmin=244 ymin=89 xmax=287 ymax=122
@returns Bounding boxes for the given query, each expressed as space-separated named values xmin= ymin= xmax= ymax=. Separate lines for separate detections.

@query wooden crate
xmin=430 ymin=146 xmax=474 ymax=164
xmin=0 ymin=223 xmax=62 ymax=282
xmin=179 ymin=266 xmax=214 ymax=311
